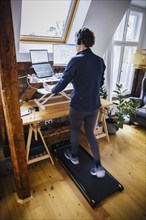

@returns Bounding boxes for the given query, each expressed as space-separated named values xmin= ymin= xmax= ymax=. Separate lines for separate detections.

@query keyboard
xmin=28 ymin=73 xmax=65 ymax=84
xmin=36 ymin=76 xmax=60 ymax=83
xmin=55 ymin=72 xmax=63 ymax=78
xmin=34 ymin=73 xmax=63 ymax=83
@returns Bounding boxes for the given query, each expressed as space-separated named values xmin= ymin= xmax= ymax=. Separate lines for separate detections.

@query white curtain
xmin=103 ymin=38 xmax=114 ymax=101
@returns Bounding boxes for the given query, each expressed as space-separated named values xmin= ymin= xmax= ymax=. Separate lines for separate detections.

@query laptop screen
xmin=30 ymin=50 xmax=49 ymax=64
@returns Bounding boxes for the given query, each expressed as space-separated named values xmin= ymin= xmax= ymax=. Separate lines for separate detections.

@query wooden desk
xmin=21 ymin=99 xmax=112 ymax=164
xmin=21 ymin=100 xmax=69 ymax=164
xmin=21 ymin=100 xmax=69 ymax=126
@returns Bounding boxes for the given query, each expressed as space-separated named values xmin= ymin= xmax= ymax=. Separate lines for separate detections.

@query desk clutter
xmin=41 ymin=118 xmax=70 ymax=150
xmin=41 ymin=117 xmax=70 ymax=138
xmin=25 ymin=116 xmax=70 ymax=164
xmin=2 ymin=118 xmax=70 ymax=166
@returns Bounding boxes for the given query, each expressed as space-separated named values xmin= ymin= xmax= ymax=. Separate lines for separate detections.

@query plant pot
xmin=106 ymin=118 xmax=118 ymax=134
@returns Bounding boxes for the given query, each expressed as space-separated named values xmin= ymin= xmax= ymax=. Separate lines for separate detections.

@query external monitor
xmin=30 ymin=49 xmax=49 ymax=64
xmin=53 ymin=44 xmax=76 ymax=66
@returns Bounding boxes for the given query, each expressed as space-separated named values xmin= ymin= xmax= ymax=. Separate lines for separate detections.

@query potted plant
xmin=106 ymin=83 xmax=139 ymax=134
xmin=100 ymin=85 xmax=108 ymax=100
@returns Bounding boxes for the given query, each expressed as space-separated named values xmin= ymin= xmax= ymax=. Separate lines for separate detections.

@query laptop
xmin=30 ymin=50 xmax=54 ymax=78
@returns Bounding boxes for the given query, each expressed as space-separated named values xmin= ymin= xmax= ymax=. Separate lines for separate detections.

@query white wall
xmin=83 ymin=0 xmax=132 ymax=56
xmin=11 ymin=0 xmax=23 ymax=61
xmin=11 ymin=0 xmax=33 ymax=62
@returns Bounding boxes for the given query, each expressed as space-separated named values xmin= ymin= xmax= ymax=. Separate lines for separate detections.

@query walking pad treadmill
xmin=51 ymin=140 xmax=124 ymax=208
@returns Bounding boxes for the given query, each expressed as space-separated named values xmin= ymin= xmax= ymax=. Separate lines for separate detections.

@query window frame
xmin=113 ymin=7 xmax=145 ymax=94
xmin=20 ymin=0 xmax=79 ymax=44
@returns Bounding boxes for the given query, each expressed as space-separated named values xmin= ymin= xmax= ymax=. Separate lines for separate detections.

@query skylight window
xmin=20 ymin=0 xmax=78 ymax=43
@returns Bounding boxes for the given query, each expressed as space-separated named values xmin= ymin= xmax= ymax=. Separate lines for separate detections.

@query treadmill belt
xmin=52 ymin=140 xmax=124 ymax=208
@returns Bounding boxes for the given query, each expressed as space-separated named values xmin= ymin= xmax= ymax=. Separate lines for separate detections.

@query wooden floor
xmin=0 ymin=124 xmax=146 ymax=220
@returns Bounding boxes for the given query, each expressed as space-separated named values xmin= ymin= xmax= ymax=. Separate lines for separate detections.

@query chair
xmin=130 ymin=77 xmax=146 ymax=127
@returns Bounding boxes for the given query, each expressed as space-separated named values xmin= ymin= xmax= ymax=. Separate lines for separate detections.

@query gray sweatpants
xmin=69 ymin=107 xmax=101 ymax=164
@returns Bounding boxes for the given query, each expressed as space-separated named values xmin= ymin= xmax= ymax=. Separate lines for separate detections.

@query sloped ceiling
xmin=83 ymin=0 xmax=131 ymax=56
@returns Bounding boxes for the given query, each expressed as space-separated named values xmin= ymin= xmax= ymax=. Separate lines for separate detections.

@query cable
xmin=26 ymin=77 xmax=39 ymax=90
xmin=18 ymin=75 xmax=27 ymax=79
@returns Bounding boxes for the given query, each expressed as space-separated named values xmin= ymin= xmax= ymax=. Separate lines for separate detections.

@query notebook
xmin=30 ymin=50 xmax=54 ymax=78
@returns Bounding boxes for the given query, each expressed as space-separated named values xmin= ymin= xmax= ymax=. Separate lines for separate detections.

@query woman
xmin=51 ymin=27 xmax=106 ymax=178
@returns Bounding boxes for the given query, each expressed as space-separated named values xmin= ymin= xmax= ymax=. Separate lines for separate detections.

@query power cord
xmin=18 ymin=75 xmax=27 ymax=79
xmin=26 ymin=76 xmax=39 ymax=90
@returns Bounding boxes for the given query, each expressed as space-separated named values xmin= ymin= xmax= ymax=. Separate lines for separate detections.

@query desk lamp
xmin=132 ymin=49 xmax=146 ymax=69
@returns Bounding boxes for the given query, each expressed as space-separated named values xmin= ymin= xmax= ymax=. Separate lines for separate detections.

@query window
xmin=20 ymin=0 xmax=78 ymax=43
xmin=126 ymin=10 xmax=143 ymax=42
xmin=112 ymin=8 xmax=144 ymax=94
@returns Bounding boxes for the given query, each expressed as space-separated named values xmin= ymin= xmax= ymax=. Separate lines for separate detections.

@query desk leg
xmin=26 ymin=125 xmax=33 ymax=161
xmin=102 ymin=111 xmax=109 ymax=141
xmin=37 ymin=127 xmax=54 ymax=165
xmin=26 ymin=124 xmax=54 ymax=165
xmin=94 ymin=108 xmax=109 ymax=141
xmin=34 ymin=126 xmax=38 ymax=141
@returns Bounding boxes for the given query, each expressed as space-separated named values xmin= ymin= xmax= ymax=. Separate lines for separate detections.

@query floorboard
xmin=0 ymin=124 xmax=145 ymax=220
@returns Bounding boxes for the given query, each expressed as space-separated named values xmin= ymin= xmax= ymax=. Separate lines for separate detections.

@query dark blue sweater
xmin=52 ymin=48 xmax=105 ymax=111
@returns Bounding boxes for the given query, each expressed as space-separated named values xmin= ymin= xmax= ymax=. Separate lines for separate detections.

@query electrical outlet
xmin=45 ymin=120 xmax=53 ymax=124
